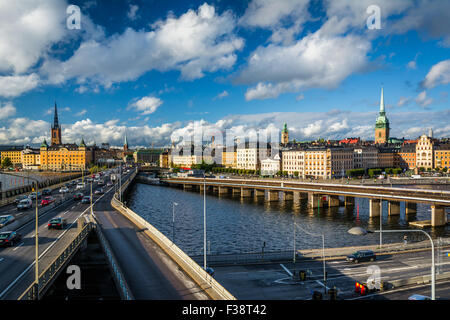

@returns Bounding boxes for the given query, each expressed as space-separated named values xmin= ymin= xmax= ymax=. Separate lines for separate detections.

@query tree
xmin=1 ymin=157 xmax=12 ymax=168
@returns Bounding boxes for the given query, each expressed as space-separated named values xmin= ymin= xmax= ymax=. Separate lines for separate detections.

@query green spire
xmin=375 ymin=86 xmax=389 ymax=129
xmin=80 ymin=137 xmax=86 ymax=147
xmin=40 ymin=139 xmax=48 ymax=148
xmin=124 ymin=133 xmax=128 ymax=146
xmin=282 ymin=123 xmax=288 ymax=133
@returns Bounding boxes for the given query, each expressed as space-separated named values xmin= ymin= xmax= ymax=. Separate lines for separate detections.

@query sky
xmin=0 ymin=0 xmax=449 ymax=148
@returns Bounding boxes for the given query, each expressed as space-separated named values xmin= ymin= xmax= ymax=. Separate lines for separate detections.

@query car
xmin=28 ymin=192 xmax=41 ymax=200
xmin=346 ymin=250 xmax=376 ymax=263
xmin=97 ymin=180 xmax=105 ymax=186
xmin=81 ymin=196 xmax=91 ymax=204
xmin=94 ymin=188 xmax=104 ymax=195
xmin=59 ymin=186 xmax=69 ymax=193
xmin=86 ymin=178 xmax=93 ymax=183
xmin=107 ymin=181 xmax=113 ymax=187
xmin=73 ymin=192 xmax=84 ymax=200
xmin=0 ymin=231 xmax=22 ymax=247
xmin=41 ymin=196 xmax=55 ymax=206
xmin=48 ymin=217 xmax=67 ymax=230
xmin=14 ymin=195 xmax=29 ymax=204
xmin=0 ymin=215 xmax=15 ymax=228
xmin=408 ymin=294 xmax=431 ymax=300
xmin=42 ymin=189 xmax=52 ymax=196
xmin=17 ymin=198 xmax=32 ymax=210
xmin=75 ymin=183 xmax=85 ymax=190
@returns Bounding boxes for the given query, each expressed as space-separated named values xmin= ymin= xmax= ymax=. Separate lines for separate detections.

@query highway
xmin=212 ymin=248 xmax=450 ymax=300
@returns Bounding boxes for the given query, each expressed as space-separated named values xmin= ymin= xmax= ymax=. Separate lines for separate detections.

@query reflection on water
xmin=126 ymin=183 xmax=449 ymax=256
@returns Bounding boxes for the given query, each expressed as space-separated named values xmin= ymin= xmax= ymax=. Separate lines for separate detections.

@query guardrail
xmin=18 ymin=221 xmax=92 ymax=300
xmin=90 ymin=214 xmax=134 ymax=300
xmin=111 ymin=169 xmax=236 ymax=300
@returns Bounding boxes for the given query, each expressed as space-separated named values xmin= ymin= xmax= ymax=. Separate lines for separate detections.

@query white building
xmin=281 ymin=149 xmax=305 ymax=176
xmin=261 ymin=154 xmax=281 ymax=176
xmin=416 ymin=134 xmax=434 ymax=169
xmin=236 ymin=142 xmax=271 ymax=170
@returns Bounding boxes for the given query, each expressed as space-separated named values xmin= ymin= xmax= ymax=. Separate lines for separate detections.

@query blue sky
xmin=0 ymin=0 xmax=449 ymax=147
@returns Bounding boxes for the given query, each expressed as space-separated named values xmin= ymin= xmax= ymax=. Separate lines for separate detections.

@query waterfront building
xmin=170 ymin=144 xmax=213 ymax=168
xmin=434 ymin=144 xmax=450 ymax=170
xmin=377 ymin=147 xmax=397 ymax=168
xmin=159 ymin=150 xmax=170 ymax=168
xmin=398 ymin=144 xmax=416 ymax=170
xmin=261 ymin=154 xmax=281 ymax=176
xmin=0 ymin=146 xmax=24 ymax=165
xmin=40 ymin=138 xmax=92 ymax=171
xmin=133 ymin=149 xmax=163 ymax=165
xmin=353 ymin=147 xmax=378 ymax=169
xmin=416 ymin=134 xmax=434 ymax=169
xmin=236 ymin=142 xmax=271 ymax=170
xmin=304 ymin=148 xmax=329 ymax=179
xmin=221 ymin=146 xmax=237 ymax=168
xmin=21 ymin=147 xmax=41 ymax=170
xmin=375 ymin=87 xmax=390 ymax=144
xmin=281 ymin=149 xmax=305 ymax=176
xmin=281 ymin=123 xmax=289 ymax=145
xmin=329 ymin=147 xmax=354 ymax=178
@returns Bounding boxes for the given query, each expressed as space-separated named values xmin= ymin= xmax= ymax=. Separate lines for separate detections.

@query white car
xmin=17 ymin=198 xmax=32 ymax=210
xmin=75 ymin=183 xmax=85 ymax=190
xmin=59 ymin=187 xmax=69 ymax=193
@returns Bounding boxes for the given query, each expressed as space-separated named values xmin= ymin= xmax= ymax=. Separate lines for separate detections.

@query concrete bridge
xmin=160 ymin=177 xmax=450 ymax=227
xmin=0 ymin=169 xmax=235 ymax=300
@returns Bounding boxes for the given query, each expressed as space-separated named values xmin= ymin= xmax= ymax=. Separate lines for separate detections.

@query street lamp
xmin=293 ymin=221 xmax=327 ymax=295
xmin=203 ymin=173 xmax=207 ymax=270
xmin=347 ymin=227 xmax=435 ymax=300
xmin=172 ymin=202 xmax=178 ymax=242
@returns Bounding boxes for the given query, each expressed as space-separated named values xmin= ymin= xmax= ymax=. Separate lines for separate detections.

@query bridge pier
xmin=328 ymin=195 xmax=340 ymax=207
xmin=405 ymin=202 xmax=417 ymax=215
xmin=388 ymin=201 xmax=400 ymax=216
xmin=218 ymin=186 xmax=229 ymax=195
xmin=293 ymin=192 xmax=307 ymax=204
xmin=241 ymin=188 xmax=252 ymax=198
xmin=266 ymin=190 xmax=279 ymax=202
xmin=344 ymin=196 xmax=355 ymax=207
xmin=431 ymin=205 xmax=447 ymax=227
xmin=369 ymin=199 xmax=381 ymax=217
xmin=232 ymin=188 xmax=240 ymax=196
xmin=281 ymin=192 xmax=293 ymax=201
xmin=308 ymin=193 xmax=324 ymax=208
xmin=183 ymin=184 xmax=193 ymax=191
xmin=254 ymin=189 xmax=265 ymax=199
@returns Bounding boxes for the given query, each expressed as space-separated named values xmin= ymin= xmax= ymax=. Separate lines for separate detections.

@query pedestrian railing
xmin=90 ymin=214 xmax=134 ymax=300
xmin=18 ymin=221 xmax=92 ymax=300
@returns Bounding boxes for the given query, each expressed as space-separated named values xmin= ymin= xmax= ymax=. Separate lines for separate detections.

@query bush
xmin=346 ymin=168 xmax=365 ymax=177
xmin=368 ymin=168 xmax=382 ymax=178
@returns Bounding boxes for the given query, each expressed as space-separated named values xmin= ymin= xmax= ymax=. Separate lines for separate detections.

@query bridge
xmin=0 ymin=168 xmax=235 ymax=300
xmin=160 ymin=177 xmax=450 ymax=227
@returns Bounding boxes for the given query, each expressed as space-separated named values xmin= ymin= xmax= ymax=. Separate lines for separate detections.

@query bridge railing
xmin=112 ymin=169 xmax=236 ymax=300
xmin=90 ymin=214 xmax=134 ymax=300
xmin=18 ymin=220 xmax=92 ymax=300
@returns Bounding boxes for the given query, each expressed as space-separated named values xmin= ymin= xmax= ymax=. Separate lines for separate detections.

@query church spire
xmin=53 ymin=101 xmax=59 ymax=128
xmin=379 ymin=87 xmax=385 ymax=113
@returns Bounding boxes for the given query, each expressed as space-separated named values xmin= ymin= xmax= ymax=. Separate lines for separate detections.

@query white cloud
xmin=0 ymin=73 xmax=40 ymax=98
xmin=415 ymin=90 xmax=433 ymax=108
xmin=407 ymin=60 xmax=417 ymax=69
xmin=397 ymin=97 xmax=410 ymax=107
xmin=127 ymin=4 xmax=139 ymax=21
xmin=0 ymin=102 xmax=16 ymax=120
xmin=128 ymin=96 xmax=163 ymax=115
xmin=40 ymin=3 xmax=244 ymax=88
xmin=421 ymin=59 xmax=450 ymax=89
xmin=238 ymin=31 xmax=371 ymax=100
xmin=76 ymin=109 xmax=87 ymax=116
xmin=213 ymin=90 xmax=229 ymax=100
xmin=296 ymin=93 xmax=304 ymax=101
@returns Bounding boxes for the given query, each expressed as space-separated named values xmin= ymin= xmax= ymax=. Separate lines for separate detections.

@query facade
xmin=50 ymin=103 xmax=62 ymax=146
xmin=398 ymin=144 xmax=416 ymax=170
xmin=434 ymin=144 xmax=450 ymax=170
xmin=377 ymin=147 xmax=396 ymax=168
xmin=281 ymin=149 xmax=305 ymax=176
xmin=304 ymin=148 xmax=329 ymax=179
xmin=40 ymin=139 xmax=92 ymax=171
xmin=236 ymin=142 xmax=271 ymax=170
xmin=329 ymin=148 xmax=354 ymax=177
xmin=261 ymin=154 xmax=281 ymax=176
xmin=353 ymin=147 xmax=378 ymax=169
xmin=170 ymin=145 xmax=213 ymax=168
xmin=159 ymin=151 xmax=170 ymax=168
xmin=221 ymin=146 xmax=237 ymax=168
xmin=133 ymin=149 xmax=163 ymax=165
xmin=374 ymin=87 xmax=390 ymax=144
xmin=21 ymin=148 xmax=41 ymax=170
xmin=281 ymin=123 xmax=289 ymax=145
xmin=0 ymin=146 xmax=24 ymax=165
xmin=416 ymin=134 xmax=434 ymax=169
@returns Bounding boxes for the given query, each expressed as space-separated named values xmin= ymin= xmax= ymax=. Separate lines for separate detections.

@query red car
xmin=41 ymin=196 xmax=55 ymax=206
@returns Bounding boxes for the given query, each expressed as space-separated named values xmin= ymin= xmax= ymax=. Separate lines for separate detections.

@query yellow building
xmin=39 ymin=139 xmax=92 ymax=171
xmin=416 ymin=134 xmax=434 ymax=169
xmin=21 ymin=148 xmax=41 ymax=170
xmin=221 ymin=147 xmax=237 ymax=168
xmin=0 ymin=147 xmax=23 ymax=165
xmin=159 ymin=151 xmax=170 ymax=168
xmin=435 ymin=144 xmax=450 ymax=170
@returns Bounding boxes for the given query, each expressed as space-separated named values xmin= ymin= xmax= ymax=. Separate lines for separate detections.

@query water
xmin=126 ymin=183 xmax=450 ymax=256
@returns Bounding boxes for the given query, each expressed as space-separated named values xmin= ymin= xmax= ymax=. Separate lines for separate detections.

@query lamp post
xmin=348 ymin=227 xmax=435 ymax=300
xmin=172 ymin=202 xmax=178 ymax=242
xmin=203 ymin=173 xmax=207 ymax=270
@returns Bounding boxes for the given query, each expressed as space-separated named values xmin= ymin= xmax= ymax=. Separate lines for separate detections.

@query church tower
xmin=281 ymin=123 xmax=289 ymax=145
xmin=375 ymin=87 xmax=390 ymax=144
xmin=51 ymin=102 xmax=62 ymax=145
xmin=123 ymin=133 xmax=129 ymax=151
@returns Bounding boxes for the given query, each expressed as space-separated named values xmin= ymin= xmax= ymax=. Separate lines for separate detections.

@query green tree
xmin=1 ymin=157 xmax=12 ymax=168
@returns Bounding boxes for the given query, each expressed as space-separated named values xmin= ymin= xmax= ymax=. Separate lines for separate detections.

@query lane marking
xmin=280 ymin=264 xmax=293 ymax=277
xmin=12 ymin=242 xmax=24 ymax=251
xmin=0 ymin=258 xmax=4 ymax=263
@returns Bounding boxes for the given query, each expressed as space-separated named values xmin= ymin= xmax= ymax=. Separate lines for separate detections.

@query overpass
xmin=0 ymin=169 xmax=235 ymax=300
xmin=160 ymin=177 xmax=450 ymax=227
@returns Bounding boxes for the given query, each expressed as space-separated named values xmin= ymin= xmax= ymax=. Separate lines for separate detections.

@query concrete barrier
xmin=112 ymin=169 xmax=236 ymax=300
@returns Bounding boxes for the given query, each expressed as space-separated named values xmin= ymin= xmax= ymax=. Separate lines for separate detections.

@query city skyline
xmin=0 ymin=0 xmax=449 ymax=147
